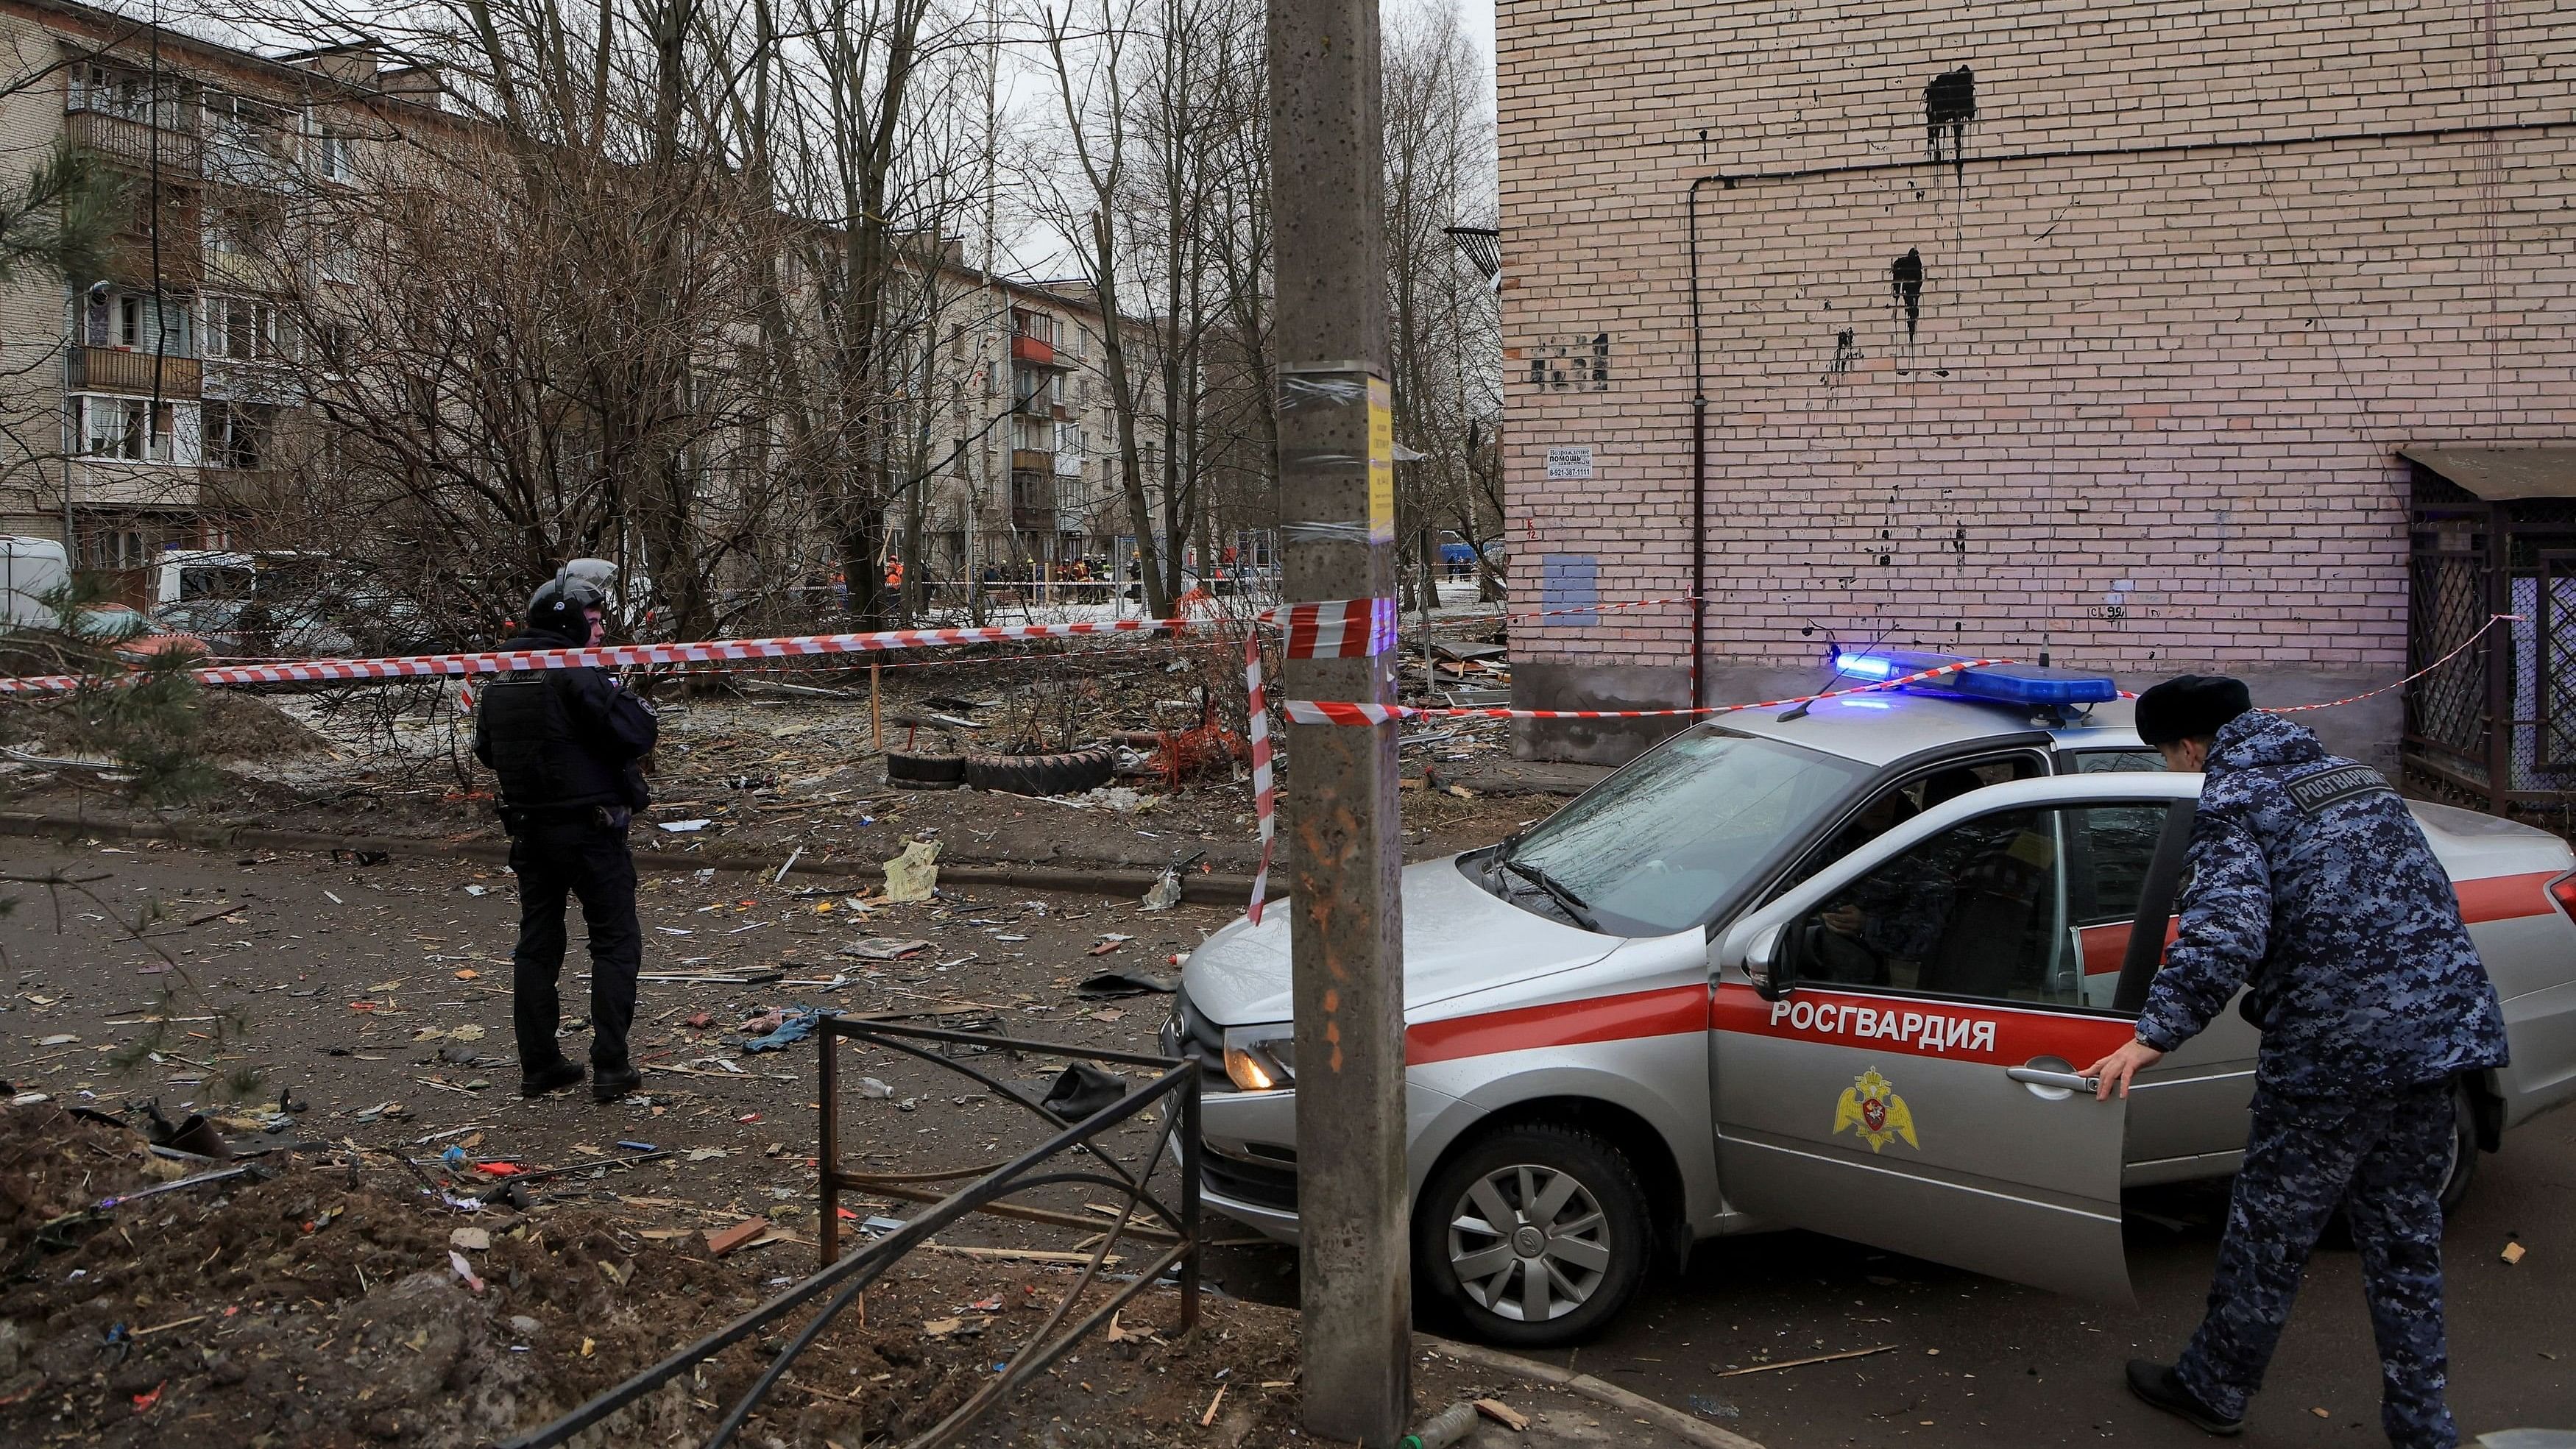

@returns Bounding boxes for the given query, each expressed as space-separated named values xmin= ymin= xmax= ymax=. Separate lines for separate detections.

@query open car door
xmin=1708 ymin=773 xmax=2198 ymax=1301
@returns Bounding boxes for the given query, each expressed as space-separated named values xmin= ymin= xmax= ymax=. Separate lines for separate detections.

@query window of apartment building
xmin=75 ymin=394 xmax=193 ymax=463
xmin=205 ymin=401 xmax=273 ymax=470
xmin=1013 ymin=368 xmax=1054 ymax=411
xmin=81 ymin=520 xmax=153 ymax=571
xmin=205 ymin=196 xmax=286 ymax=258
xmin=1013 ymin=415 xmax=1052 ymax=453
xmin=205 ymin=297 xmax=294 ymax=361
xmin=86 ymin=291 xmax=190 ymax=353
xmin=311 ymin=124 xmax=355 ymax=183
xmin=71 ymin=65 xmax=184 ymax=127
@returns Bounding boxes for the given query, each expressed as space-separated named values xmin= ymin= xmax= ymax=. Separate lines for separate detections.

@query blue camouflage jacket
xmin=2134 ymin=709 xmax=2509 ymax=1097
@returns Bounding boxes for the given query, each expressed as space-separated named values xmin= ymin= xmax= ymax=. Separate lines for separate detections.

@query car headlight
xmin=1222 ymin=1024 xmax=1295 ymax=1092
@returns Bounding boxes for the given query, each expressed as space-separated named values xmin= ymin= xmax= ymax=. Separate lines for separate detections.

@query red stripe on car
xmin=2455 ymin=871 xmax=2558 ymax=924
xmin=1405 ymin=985 xmax=1708 ymax=1066
xmin=1710 ymin=982 xmax=2134 ymax=1064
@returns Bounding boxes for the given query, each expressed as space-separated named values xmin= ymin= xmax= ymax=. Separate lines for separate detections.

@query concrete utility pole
xmin=1270 ymin=0 xmax=1406 ymax=1435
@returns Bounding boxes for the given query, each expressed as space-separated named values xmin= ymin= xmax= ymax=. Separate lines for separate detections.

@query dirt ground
xmin=0 ymin=1102 xmax=1675 ymax=1449
xmin=0 ymin=653 xmax=1637 ymax=1448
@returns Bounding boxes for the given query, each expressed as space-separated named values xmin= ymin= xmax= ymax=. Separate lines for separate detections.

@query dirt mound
xmin=0 ymin=1105 xmax=160 ymax=1269
xmin=0 ymin=1103 xmax=1255 ymax=1448
xmin=190 ymin=692 xmax=336 ymax=762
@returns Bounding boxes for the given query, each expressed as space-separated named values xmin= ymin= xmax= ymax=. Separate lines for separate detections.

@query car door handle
xmin=2005 ymin=1066 xmax=2102 ymax=1094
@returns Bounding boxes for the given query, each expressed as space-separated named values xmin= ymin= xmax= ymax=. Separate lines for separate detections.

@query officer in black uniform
xmin=2084 ymin=676 xmax=2508 ymax=1448
xmin=472 ymin=571 xmax=658 ymax=1102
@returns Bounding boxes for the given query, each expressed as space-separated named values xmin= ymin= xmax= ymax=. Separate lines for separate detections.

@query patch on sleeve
xmin=2284 ymin=763 xmax=2395 ymax=816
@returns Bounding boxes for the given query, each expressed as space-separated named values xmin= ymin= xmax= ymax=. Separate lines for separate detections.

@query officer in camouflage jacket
xmin=2084 ymin=676 xmax=2508 ymax=1448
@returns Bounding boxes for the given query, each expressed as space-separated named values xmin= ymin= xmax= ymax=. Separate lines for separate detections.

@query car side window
xmin=1786 ymin=751 xmax=2049 ymax=889
xmin=1786 ymin=804 xmax=2163 ymax=1010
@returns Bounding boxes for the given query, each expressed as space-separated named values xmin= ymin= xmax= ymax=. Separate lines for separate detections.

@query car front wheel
xmin=2437 ymin=1082 xmax=2479 ymax=1215
xmin=1414 ymin=1123 xmax=1652 ymax=1347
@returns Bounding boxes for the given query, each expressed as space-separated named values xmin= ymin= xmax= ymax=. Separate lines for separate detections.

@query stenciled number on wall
xmin=1526 ymin=333 xmax=1611 ymax=392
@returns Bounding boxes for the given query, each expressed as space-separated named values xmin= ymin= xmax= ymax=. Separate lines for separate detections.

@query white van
xmin=0 ymin=536 xmax=70 ymax=629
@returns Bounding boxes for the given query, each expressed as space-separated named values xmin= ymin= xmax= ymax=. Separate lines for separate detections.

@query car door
xmin=1708 ymin=775 xmax=2197 ymax=1301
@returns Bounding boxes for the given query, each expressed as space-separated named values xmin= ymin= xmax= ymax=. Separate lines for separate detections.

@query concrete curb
xmin=0 ymin=809 xmax=1258 ymax=905
xmin=1415 ymin=1333 xmax=1767 ymax=1449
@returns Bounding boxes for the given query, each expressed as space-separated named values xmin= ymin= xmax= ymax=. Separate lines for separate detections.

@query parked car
xmin=1168 ymin=656 xmax=2576 ymax=1345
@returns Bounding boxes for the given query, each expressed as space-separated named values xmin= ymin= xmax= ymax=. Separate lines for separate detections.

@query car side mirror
xmin=1742 ymin=922 xmax=1790 ymax=1001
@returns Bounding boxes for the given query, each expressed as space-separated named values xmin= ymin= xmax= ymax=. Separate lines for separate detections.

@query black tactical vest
xmin=476 ymin=671 xmax=627 ymax=811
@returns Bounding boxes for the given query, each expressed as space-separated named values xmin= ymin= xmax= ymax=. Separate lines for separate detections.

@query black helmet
xmin=525 ymin=567 xmax=609 ymax=641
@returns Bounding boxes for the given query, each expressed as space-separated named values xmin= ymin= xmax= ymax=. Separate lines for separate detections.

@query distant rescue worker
xmin=472 ymin=571 xmax=659 ymax=1103
xmin=2084 ymin=676 xmax=2507 ymax=1448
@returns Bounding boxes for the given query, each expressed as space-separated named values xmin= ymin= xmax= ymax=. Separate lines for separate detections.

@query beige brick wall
xmin=1498 ymin=0 xmax=2576 ymax=709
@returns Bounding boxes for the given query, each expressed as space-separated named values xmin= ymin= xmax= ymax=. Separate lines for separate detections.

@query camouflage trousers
xmin=2176 ymin=1080 xmax=2458 ymax=1448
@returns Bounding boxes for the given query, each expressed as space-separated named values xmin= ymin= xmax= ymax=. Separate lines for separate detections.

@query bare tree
xmin=1381 ymin=0 xmax=1496 ymax=609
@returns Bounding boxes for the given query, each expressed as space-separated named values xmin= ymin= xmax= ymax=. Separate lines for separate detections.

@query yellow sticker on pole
xmin=1367 ymin=377 xmax=1395 ymax=543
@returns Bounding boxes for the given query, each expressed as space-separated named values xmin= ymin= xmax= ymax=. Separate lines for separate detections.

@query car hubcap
xmin=1447 ymin=1163 xmax=1613 ymax=1323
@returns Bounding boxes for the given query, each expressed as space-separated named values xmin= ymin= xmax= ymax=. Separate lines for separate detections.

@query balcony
xmin=1011 ymin=333 xmax=1065 ymax=367
xmin=68 ymin=345 xmax=202 ymax=397
xmin=1011 ymin=448 xmax=1055 ymax=474
xmin=66 ymin=107 xmax=202 ymax=177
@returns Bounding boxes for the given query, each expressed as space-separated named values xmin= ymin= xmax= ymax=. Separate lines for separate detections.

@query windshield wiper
xmin=1499 ymin=857 xmax=1599 ymax=932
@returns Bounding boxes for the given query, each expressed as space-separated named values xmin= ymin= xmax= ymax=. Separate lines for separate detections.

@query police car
xmin=1166 ymin=655 xmax=2576 ymax=1345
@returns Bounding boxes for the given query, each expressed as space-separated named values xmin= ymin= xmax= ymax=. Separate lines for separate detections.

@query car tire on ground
xmin=883 ymin=750 xmax=964 ymax=790
xmin=1413 ymin=1122 xmax=1652 ymax=1348
xmin=2437 ymin=1080 xmax=2479 ymax=1214
xmin=960 ymin=745 xmax=1115 ymax=797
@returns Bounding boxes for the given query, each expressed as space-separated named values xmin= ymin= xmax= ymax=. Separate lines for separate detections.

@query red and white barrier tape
xmin=2261 ymin=613 xmax=2523 ymax=715
xmin=0 ymin=617 xmax=1186 ymax=695
xmin=1269 ymin=597 xmax=1398 ymax=658
xmin=1282 ymin=657 xmax=2012 ymax=726
xmin=1244 ymin=633 xmax=1276 ymax=924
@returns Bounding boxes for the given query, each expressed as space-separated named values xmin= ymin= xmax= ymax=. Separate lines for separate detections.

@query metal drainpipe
xmin=1685 ymin=175 xmax=1719 ymax=711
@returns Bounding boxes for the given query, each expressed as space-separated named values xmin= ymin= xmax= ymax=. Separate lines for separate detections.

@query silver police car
xmin=1168 ymin=658 xmax=2576 ymax=1345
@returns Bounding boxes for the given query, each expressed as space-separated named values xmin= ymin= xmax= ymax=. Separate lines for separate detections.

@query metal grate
xmin=2407 ymin=548 xmax=2488 ymax=763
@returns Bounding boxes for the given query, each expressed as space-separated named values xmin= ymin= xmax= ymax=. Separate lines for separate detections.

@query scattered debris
xmin=882 ymin=840 xmax=941 ymax=903
xmin=2503 ymin=1241 xmax=2527 ymax=1265
xmin=840 ymin=937 xmax=933 ymax=960
xmin=1140 ymin=867 xmax=1183 ymax=912
xmin=705 ymin=1216 xmax=771 ymax=1257
xmin=1716 ymin=1344 xmax=1897 ymax=1376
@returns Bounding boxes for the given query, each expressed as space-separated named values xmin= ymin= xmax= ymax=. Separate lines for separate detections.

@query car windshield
xmin=1501 ymin=730 xmax=1872 ymax=935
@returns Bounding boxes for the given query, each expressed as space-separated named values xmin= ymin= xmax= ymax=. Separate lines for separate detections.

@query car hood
xmin=1179 ymin=853 xmax=1620 ymax=1027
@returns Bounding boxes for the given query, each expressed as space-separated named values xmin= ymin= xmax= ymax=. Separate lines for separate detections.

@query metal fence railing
xmin=498 ymin=1018 xmax=1200 ymax=1449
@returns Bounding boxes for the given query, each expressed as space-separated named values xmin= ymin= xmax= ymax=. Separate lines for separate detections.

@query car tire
xmin=1414 ymin=1122 xmax=1652 ymax=1348
xmin=960 ymin=745 xmax=1115 ymax=797
xmin=884 ymin=750 xmax=963 ymax=790
xmin=2437 ymin=1081 xmax=2479 ymax=1215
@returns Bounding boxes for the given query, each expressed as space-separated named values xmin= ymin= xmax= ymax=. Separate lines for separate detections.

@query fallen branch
xmin=1713 ymin=1344 xmax=1897 ymax=1378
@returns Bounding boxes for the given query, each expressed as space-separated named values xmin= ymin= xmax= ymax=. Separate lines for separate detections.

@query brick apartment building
xmin=1496 ymin=0 xmax=2576 ymax=795
xmin=0 ymin=1 xmax=1163 ymax=617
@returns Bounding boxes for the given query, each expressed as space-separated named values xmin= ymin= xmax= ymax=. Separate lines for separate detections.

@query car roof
xmin=1717 ymin=687 xmax=2145 ymax=768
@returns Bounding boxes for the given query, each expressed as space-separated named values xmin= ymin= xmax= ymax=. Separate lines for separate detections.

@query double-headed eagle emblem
xmin=1833 ymin=1068 xmax=1919 ymax=1152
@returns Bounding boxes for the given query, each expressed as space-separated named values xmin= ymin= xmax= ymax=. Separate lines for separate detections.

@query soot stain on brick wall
xmin=1925 ymin=65 xmax=1975 ymax=176
xmin=1890 ymin=248 xmax=1925 ymax=341
xmin=1827 ymin=327 xmax=1860 ymax=378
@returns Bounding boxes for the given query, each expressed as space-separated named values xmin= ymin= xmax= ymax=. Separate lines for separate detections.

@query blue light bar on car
xmin=1830 ymin=650 xmax=2120 ymax=706
xmin=1831 ymin=651 xmax=1897 ymax=679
